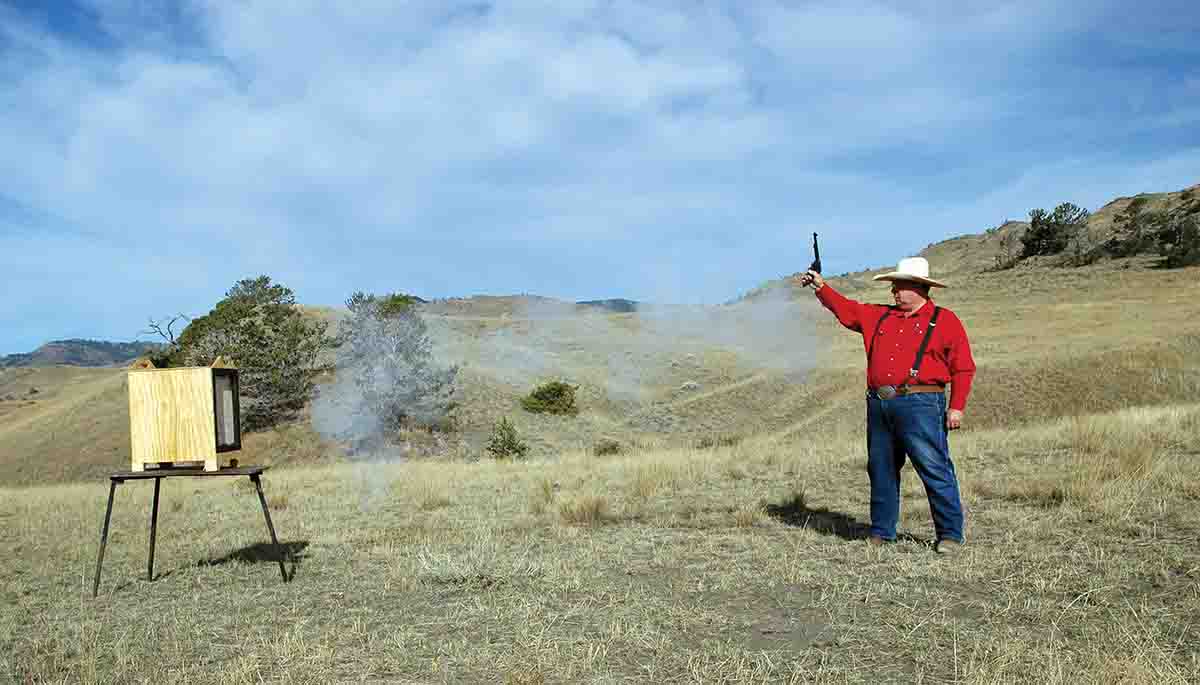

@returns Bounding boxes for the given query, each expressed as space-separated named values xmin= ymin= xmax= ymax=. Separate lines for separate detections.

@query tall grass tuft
xmin=529 ymin=477 xmax=556 ymax=514
xmin=732 ymin=503 xmax=764 ymax=528
xmin=1007 ymin=407 xmax=1190 ymax=515
xmin=558 ymin=493 xmax=610 ymax=526
xmin=630 ymin=461 xmax=677 ymax=500
xmin=417 ymin=486 xmax=451 ymax=511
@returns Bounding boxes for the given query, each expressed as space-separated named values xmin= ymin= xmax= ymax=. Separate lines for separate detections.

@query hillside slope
xmin=4 ymin=258 xmax=1197 ymax=487
xmin=2 ymin=183 xmax=1198 ymax=487
xmin=0 ymin=366 xmax=130 ymax=483
xmin=813 ymin=181 xmax=1200 ymax=293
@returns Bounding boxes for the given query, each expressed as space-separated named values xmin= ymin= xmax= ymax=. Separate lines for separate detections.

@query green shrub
xmin=486 ymin=417 xmax=528 ymax=460
xmin=521 ymin=380 xmax=579 ymax=416
xmin=694 ymin=434 xmax=742 ymax=450
xmin=593 ymin=438 xmax=622 ymax=456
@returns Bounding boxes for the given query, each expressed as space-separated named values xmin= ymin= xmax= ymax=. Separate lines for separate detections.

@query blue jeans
xmin=866 ymin=391 xmax=964 ymax=542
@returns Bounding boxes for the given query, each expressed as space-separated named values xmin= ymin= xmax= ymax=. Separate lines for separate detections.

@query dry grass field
xmin=3 ymin=191 xmax=1200 ymax=682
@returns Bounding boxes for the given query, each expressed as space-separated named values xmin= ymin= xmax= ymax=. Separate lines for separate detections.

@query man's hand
xmin=793 ymin=270 xmax=825 ymax=290
xmin=946 ymin=409 xmax=964 ymax=431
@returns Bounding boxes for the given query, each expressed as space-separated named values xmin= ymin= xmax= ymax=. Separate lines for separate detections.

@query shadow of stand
xmin=199 ymin=540 xmax=310 ymax=581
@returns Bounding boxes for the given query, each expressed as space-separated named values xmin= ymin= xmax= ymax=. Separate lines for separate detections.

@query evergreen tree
xmin=176 ymin=276 xmax=335 ymax=431
xmin=1020 ymin=203 xmax=1089 ymax=258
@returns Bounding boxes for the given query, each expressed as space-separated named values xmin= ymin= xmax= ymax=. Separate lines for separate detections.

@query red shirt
xmin=815 ymin=284 xmax=976 ymax=411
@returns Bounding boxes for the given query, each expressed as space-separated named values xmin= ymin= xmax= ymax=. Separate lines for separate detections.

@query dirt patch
xmin=747 ymin=605 xmax=834 ymax=652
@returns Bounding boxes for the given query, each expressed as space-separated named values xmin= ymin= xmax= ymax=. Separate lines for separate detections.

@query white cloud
xmin=1 ymin=0 xmax=1198 ymax=353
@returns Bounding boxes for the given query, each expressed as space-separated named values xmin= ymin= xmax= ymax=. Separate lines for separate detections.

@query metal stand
xmin=92 ymin=465 xmax=293 ymax=597
xmin=251 ymin=473 xmax=288 ymax=583
xmin=93 ymin=480 xmax=117 ymax=598
xmin=148 ymin=477 xmax=161 ymax=581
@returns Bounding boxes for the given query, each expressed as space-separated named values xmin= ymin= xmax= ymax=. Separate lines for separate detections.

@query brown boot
xmin=867 ymin=535 xmax=887 ymax=546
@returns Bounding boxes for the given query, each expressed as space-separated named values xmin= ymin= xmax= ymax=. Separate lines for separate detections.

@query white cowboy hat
xmin=872 ymin=257 xmax=947 ymax=288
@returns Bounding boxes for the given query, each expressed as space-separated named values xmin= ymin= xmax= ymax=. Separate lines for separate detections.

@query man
xmin=795 ymin=257 xmax=975 ymax=554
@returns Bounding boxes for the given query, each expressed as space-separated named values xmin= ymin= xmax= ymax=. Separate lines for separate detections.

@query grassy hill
xmin=806 ymin=181 xmax=1200 ymax=289
xmin=2 ymin=183 xmax=1199 ymax=683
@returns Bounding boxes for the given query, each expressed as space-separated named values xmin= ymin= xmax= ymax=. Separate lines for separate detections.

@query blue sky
xmin=1 ymin=1 xmax=1198 ymax=354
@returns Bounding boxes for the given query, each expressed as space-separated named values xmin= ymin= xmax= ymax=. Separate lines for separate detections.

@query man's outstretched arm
xmin=794 ymin=270 xmax=866 ymax=332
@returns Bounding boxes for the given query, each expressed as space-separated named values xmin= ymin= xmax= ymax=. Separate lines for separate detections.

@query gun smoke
xmin=312 ymin=281 xmax=824 ymax=449
xmin=440 ymin=284 xmax=824 ymax=404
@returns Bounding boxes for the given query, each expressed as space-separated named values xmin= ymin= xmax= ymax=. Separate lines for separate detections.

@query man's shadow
xmin=765 ymin=494 xmax=928 ymax=544
xmin=765 ymin=494 xmax=870 ymax=540
xmin=199 ymin=540 xmax=310 ymax=581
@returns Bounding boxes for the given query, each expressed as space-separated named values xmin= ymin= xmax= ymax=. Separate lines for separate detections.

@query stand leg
xmin=93 ymin=480 xmax=119 ymax=598
xmin=251 ymin=474 xmax=289 ymax=582
xmin=148 ymin=477 xmax=161 ymax=581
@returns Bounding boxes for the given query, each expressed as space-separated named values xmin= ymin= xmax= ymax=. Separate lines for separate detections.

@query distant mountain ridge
xmin=0 ymin=339 xmax=162 ymax=368
xmin=577 ymin=298 xmax=639 ymax=313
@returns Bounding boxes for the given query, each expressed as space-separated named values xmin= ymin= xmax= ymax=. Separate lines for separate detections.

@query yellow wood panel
xmin=128 ymin=367 xmax=217 ymax=470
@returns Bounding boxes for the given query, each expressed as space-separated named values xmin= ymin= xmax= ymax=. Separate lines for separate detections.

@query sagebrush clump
xmin=521 ymin=380 xmax=579 ymax=415
xmin=486 ymin=416 xmax=528 ymax=460
xmin=593 ymin=438 xmax=622 ymax=456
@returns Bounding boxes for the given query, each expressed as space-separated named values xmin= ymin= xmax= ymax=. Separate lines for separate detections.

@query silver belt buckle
xmin=876 ymin=385 xmax=897 ymax=400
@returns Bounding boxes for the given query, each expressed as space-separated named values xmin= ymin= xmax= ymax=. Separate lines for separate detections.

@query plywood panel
xmin=128 ymin=367 xmax=217 ymax=471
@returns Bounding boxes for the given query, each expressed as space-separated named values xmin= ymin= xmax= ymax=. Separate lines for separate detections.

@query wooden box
xmin=127 ymin=362 xmax=242 ymax=472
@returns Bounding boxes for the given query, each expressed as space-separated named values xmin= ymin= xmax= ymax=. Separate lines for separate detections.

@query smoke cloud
xmin=309 ymin=281 xmax=825 ymax=507
xmin=430 ymin=282 xmax=825 ymax=415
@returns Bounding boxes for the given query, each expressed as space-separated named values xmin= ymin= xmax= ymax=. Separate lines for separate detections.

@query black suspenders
xmin=866 ymin=306 xmax=942 ymax=382
xmin=909 ymin=306 xmax=942 ymax=381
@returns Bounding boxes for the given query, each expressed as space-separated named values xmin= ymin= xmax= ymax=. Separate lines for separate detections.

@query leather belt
xmin=867 ymin=384 xmax=945 ymax=400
